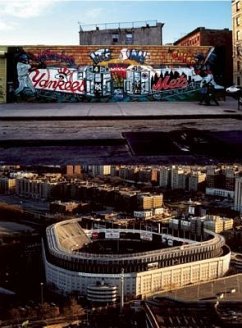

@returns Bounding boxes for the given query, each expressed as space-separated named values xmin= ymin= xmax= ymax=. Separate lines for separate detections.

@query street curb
xmin=0 ymin=113 xmax=241 ymax=121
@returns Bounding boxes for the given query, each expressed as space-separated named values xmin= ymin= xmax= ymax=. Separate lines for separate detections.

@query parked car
xmin=226 ymin=85 xmax=242 ymax=96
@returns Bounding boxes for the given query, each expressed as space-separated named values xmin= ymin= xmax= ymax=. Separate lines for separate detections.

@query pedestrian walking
xmin=207 ymin=83 xmax=219 ymax=106
xmin=199 ymin=81 xmax=209 ymax=105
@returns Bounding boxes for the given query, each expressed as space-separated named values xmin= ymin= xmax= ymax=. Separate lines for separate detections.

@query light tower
xmin=120 ymin=268 xmax=124 ymax=313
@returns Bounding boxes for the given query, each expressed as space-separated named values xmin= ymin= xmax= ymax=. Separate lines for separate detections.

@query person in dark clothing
xmin=199 ymin=81 xmax=209 ymax=105
xmin=207 ymin=83 xmax=219 ymax=106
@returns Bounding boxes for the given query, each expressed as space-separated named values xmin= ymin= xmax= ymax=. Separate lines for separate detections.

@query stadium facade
xmin=42 ymin=218 xmax=231 ymax=301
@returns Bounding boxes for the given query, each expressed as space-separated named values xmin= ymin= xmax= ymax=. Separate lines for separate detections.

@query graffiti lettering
xmin=90 ymin=48 xmax=111 ymax=65
xmin=31 ymin=69 xmax=85 ymax=94
xmin=171 ymin=50 xmax=195 ymax=65
xmin=32 ymin=50 xmax=76 ymax=67
xmin=119 ymin=48 xmax=149 ymax=64
xmin=152 ymin=75 xmax=188 ymax=91
xmin=109 ymin=67 xmax=127 ymax=79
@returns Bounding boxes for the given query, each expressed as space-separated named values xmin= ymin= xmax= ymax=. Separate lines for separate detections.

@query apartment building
xmin=159 ymin=166 xmax=170 ymax=188
xmin=232 ymin=0 xmax=242 ymax=86
xmin=169 ymin=215 xmax=233 ymax=235
xmin=0 ymin=177 xmax=16 ymax=194
xmin=65 ymin=165 xmax=82 ymax=176
xmin=203 ymin=215 xmax=234 ymax=233
xmin=188 ymin=171 xmax=206 ymax=191
xmin=79 ymin=20 xmax=164 ymax=45
xmin=206 ymin=166 xmax=237 ymax=199
xmin=136 ymin=193 xmax=163 ymax=210
xmin=234 ymin=176 xmax=242 ymax=213
xmin=174 ymin=27 xmax=233 ymax=86
xmin=170 ymin=166 xmax=188 ymax=190
xmin=16 ymin=177 xmax=59 ymax=200
xmin=88 ymin=165 xmax=111 ymax=177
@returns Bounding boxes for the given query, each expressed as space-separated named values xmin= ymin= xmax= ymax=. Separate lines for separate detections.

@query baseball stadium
xmin=42 ymin=218 xmax=231 ymax=303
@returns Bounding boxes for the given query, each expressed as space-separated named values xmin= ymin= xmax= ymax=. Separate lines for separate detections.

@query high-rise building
xmin=170 ymin=166 xmax=187 ymax=190
xmin=205 ymin=166 xmax=237 ymax=198
xmin=224 ymin=167 xmax=236 ymax=191
xmin=89 ymin=165 xmax=111 ymax=177
xmin=232 ymin=0 xmax=242 ymax=86
xmin=188 ymin=171 xmax=206 ymax=191
xmin=234 ymin=176 xmax=242 ymax=214
xmin=159 ymin=166 xmax=170 ymax=188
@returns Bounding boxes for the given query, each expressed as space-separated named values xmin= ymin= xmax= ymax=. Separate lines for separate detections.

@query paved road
xmin=1 ymin=117 xmax=242 ymax=165
xmin=0 ymin=99 xmax=241 ymax=165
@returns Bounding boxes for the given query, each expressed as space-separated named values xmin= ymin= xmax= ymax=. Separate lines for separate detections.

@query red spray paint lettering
xmin=152 ymin=76 xmax=188 ymax=91
xmin=31 ymin=69 xmax=85 ymax=94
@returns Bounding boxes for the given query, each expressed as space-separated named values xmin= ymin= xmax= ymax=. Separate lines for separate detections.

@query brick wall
xmin=5 ymin=44 xmax=217 ymax=103
xmin=22 ymin=45 xmax=210 ymax=67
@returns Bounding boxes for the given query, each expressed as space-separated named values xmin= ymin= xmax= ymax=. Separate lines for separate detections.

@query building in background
xmin=0 ymin=177 xmax=16 ymax=194
xmin=16 ymin=176 xmax=60 ymax=200
xmin=88 ymin=165 xmax=111 ymax=177
xmin=234 ymin=176 xmax=242 ymax=214
xmin=174 ymin=27 xmax=233 ymax=87
xmin=159 ymin=166 xmax=171 ymax=188
xmin=65 ymin=165 xmax=82 ymax=176
xmin=79 ymin=20 xmax=164 ymax=45
xmin=206 ymin=166 xmax=237 ymax=199
xmin=0 ymin=46 xmax=7 ymax=104
xmin=232 ymin=0 xmax=242 ymax=86
xmin=187 ymin=171 xmax=206 ymax=192
xmin=170 ymin=166 xmax=188 ymax=190
xmin=203 ymin=215 xmax=234 ymax=233
xmin=136 ymin=193 xmax=163 ymax=210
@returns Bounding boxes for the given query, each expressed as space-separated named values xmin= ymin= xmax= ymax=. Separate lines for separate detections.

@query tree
xmin=63 ymin=297 xmax=85 ymax=317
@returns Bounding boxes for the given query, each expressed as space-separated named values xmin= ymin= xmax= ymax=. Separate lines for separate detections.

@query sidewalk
xmin=0 ymin=98 xmax=240 ymax=120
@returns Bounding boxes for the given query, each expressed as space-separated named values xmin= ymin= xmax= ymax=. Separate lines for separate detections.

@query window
xmin=126 ymin=32 xmax=133 ymax=44
xmin=238 ymin=61 xmax=241 ymax=71
xmin=112 ymin=33 xmax=119 ymax=43
xmin=236 ymin=17 xmax=240 ymax=26
xmin=236 ymin=1 xmax=240 ymax=11
xmin=237 ymin=30 xmax=240 ymax=41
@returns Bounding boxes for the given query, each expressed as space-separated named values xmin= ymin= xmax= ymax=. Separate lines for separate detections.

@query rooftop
xmin=79 ymin=20 xmax=162 ymax=31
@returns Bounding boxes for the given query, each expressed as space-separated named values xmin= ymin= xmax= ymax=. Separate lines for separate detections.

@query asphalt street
xmin=0 ymin=99 xmax=241 ymax=165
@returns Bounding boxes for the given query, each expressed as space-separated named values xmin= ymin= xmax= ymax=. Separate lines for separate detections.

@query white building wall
xmin=136 ymin=251 xmax=230 ymax=297
xmin=234 ymin=177 xmax=242 ymax=213
xmin=43 ymin=244 xmax=231 ymax=299
xmin=134 ymin=210 xmax=153 ymax=219
xmin=206 ymin=187 xmax=235 ymax=199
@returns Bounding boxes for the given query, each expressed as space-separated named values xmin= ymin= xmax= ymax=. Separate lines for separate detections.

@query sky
xmin=0 ymin=0 xmax=232 ymax=46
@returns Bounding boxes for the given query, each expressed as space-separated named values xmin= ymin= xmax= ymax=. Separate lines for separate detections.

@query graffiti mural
xmin=8 ymin=46 xmax=224 ymax=103
xmin=0 ymin=83 xmax=4 ymax=102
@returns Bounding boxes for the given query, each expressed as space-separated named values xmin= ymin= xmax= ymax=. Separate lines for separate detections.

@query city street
xmin=0 ymin=98 xmax=241 ymax=165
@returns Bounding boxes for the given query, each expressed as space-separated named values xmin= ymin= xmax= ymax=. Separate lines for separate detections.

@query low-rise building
xmin=79 ymin=20 xmax=164 ymax=46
